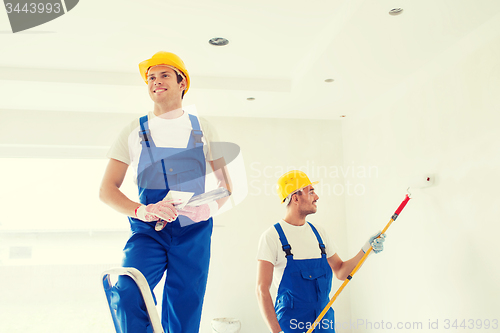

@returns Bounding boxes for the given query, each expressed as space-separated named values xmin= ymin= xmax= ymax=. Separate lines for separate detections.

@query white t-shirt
xmin=257 ymin=220 xmax=337 ymax=288
xmin=107 ymin=111 xmax=220 ymax=182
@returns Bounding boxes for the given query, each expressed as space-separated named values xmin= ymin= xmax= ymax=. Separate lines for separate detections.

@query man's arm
xmin=328 ymin=232 xmax=386 ymax=280
xmin=327 ymin=251 xmax=365 ymax=281
xmin=256 ymin=260 xmax=282 ymax=333
xmin=160 ymin=155 xmax=231 ymax=224
xmin=99 ymin=158 xmax=140 ymax=216
xmin=208 ymin=157 xmax=232 ymax=209
xmin=100 ymin=159 xmax=190 ymax=225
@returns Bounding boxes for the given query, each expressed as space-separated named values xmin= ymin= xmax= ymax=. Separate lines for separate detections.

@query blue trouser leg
xmin=111 ymin=219 xmax=213 ymax=333
xmin=110 ymin=233 xmax=168 ymax=333
xmin=162 ymin=220 xmax=213 ymax=333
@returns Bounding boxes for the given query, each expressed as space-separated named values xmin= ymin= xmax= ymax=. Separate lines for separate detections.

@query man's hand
xmin=362 ymin=231 xmax=386 ymax=255
xmin=135 ymin=200 xmax=178 ymax=222
xmin=177 ymin=202 xmax=218 ymax=223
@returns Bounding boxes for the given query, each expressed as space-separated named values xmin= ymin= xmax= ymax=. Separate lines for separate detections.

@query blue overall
xmin=111 ymin=114 xmax=213 ymax=333
xmin=274 ymin=222 xmax=335 ymax=332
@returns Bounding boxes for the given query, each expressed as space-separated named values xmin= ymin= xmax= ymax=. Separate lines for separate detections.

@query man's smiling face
xmin=147 ymin=65 xmax=186 ymax=104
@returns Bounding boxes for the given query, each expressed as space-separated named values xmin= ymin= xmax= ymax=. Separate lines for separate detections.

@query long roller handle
xmin=306 ymin=194 xmax=411 ymax=333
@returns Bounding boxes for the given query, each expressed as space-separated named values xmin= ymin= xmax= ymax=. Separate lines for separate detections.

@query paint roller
xmin=306 ymin=193 xmax=412 ymax=333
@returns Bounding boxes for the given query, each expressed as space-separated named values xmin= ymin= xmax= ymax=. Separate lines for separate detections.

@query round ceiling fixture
xmin=247 ymin=97 xmax=255 ymax=101
xmin=324 ymin=78 xmax=335 ymax=83
xmin=389 ymin=8 xmax=403 ymax=15
xmin=209 ymin=37 xmax=229 ymax=46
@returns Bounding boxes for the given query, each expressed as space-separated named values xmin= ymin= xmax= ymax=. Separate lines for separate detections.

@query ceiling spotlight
xmin=247 ymin=97 xmax=255 ymax=101
xmin=209 ymin=37 xmax=229 ymax=46
xmin=340 ymin=115 xmax=346 ymax=118
xmin=324 ymin=78 xmax=335 ymax=83
xmin=389 ymin=8 xmax=403 ymax=15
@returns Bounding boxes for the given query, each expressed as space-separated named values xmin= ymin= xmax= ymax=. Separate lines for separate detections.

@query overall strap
xmin=138 ymin=115 xmax=156 ymax=165
xmin=307 ymin=222 xmax=327 ymax=257
xmin=274 ymin=223 xmax=293 ymax=258
xmin=188 ymin=114 xmax=204 ymax=148
xmin=139 ymin=115 xmax=156 ymax=148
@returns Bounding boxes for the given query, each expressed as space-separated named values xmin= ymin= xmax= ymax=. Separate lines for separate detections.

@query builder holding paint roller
xmin=100 ymin=51 xmax=231 ymax=332
xmin=256 ymin=170 xmax=385 ymax=333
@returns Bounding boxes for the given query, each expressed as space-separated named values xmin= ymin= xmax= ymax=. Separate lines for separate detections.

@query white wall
xmin=340 ymin=26 xmax=500 ymax=333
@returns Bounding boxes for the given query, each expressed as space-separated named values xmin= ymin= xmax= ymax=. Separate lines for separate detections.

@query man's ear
xmin=179 ymin=78 xmax=187 ymax=91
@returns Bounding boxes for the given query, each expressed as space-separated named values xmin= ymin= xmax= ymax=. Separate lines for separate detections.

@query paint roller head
xmin=408 ymin=174 xmax=435 ymax=189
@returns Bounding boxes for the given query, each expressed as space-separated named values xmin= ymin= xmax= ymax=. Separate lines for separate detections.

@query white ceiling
xmin=1 ymin=0 xmax=500 ymax=120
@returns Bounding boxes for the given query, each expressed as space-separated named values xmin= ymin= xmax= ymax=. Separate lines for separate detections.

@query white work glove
xmin=177 ymin=201 xmax=218 ymax=223
xmin=362 ymin=231 xmax=386 ymax=255
xmin=135 ymin=200 xmax=178 ymax=223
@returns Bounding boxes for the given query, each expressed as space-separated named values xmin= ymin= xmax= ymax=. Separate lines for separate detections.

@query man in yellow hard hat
xmin=100 ymin=51 xmax=231 ymax=332
xmin=256 ymin=170 xmax=385 ymax=332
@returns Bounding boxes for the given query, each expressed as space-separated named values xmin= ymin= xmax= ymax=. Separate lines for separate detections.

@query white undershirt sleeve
xmin=256 ymin=229 xmax=279 ymax=265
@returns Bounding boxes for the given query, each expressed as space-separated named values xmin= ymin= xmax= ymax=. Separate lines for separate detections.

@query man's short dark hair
xmin=176 ymin=72 xmax=185 ymax=99
xmin=286 ymin=190 xmax=303 ymax=207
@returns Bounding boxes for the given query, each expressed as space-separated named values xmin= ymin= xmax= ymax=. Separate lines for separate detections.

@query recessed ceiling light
xmin=209 ymin=37 xmax=229 ymax=46
xmin=389 ymin=8 xmax=403 ymax=15
xmin=324 ymin=78 xmax=335 ymax=83
xmin=247 ymin=97 xmax=255 ymax=101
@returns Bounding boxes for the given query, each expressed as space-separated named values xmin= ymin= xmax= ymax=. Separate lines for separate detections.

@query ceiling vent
xmin=389 ymin=8 xmax=403 ymax=15
xmin=209 ymin=37 xmax=229 ymax=46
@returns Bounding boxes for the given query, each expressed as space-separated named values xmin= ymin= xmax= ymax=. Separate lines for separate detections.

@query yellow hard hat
xmin=138 ymin=51 xmax=190 ymax=94
xmin=277 ymin=170 xmax=319 ymax=203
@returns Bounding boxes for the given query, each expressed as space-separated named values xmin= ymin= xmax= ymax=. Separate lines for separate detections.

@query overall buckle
xmin=282 ymin=244 xmax=293 ymax=257
xmin=140 ymin=129 xmax=150 ymax=143
xmin=319 ymin=244 xmax=326 ymax=255
xmin=191 ymin=129 xmax=203 ymax=145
